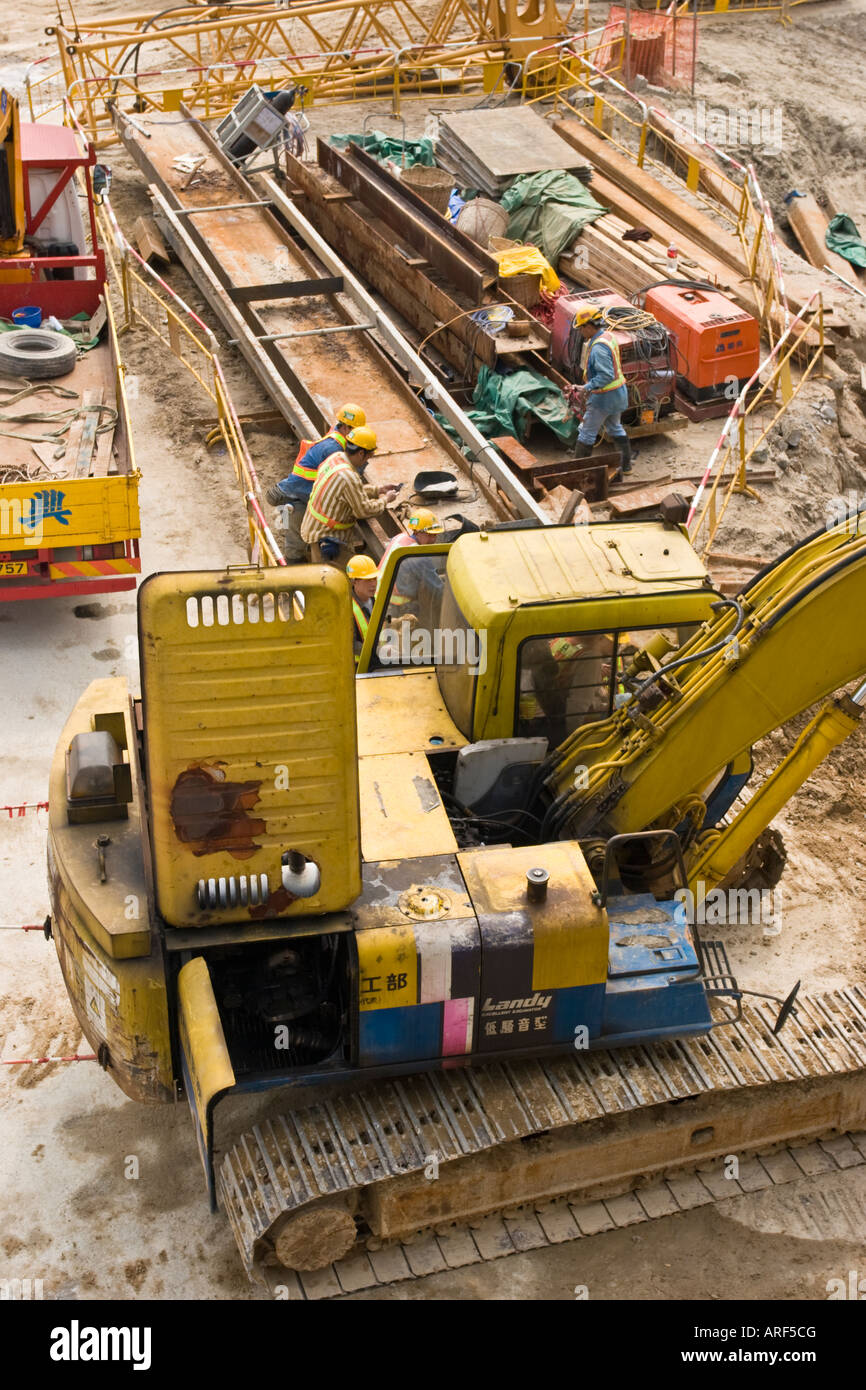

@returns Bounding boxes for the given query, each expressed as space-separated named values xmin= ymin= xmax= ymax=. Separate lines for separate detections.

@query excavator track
xmin=220 ymin=985 xmax=866 ymax=1289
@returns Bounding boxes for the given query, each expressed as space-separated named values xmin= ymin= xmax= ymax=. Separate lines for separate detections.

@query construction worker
xmin=300 ymin=426 xmax=399 ymax=564
xmin=377 ymin=507 xmax=446 ymax=575
xmin=380 ymin=508 xmax=446 ymax=617
xmin=519 ymin=632 xmax=614 ymax=745
xmin=346 ymin=554 xmax=378 ymax=664
xmin=571 ymin=308 xmax=632 ymax=481
xmin=265 ymin=403 xmax=367 ymax=561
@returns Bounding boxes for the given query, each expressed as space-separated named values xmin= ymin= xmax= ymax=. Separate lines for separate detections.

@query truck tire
xmin=0 ymin=328 xmax=78 ymax=380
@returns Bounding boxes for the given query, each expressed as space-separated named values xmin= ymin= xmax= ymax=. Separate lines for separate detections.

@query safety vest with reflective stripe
xmin=305 ymin=455 xmax=357 ymax=531
xmin=589 ymin=330 xmax=626 ymax=393
xmin=292 ymin=427 xmax=346 ymax=483
xmin=352 ymin=597 xmax=369 ymax=664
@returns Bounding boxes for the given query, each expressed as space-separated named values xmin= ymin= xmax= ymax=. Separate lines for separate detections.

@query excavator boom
xmin=545 ymin=514 xmax=866 ymax=852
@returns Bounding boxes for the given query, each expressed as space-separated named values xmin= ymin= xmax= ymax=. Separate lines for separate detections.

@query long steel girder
xmin=112 ymin=103 xmax=545 ymax=524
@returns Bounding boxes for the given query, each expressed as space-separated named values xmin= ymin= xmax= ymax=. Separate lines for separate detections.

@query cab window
xmin=517 ymin=631 xmax=616 ymax=746
xmin=365 ymin=550 xmax=449 ymax=672
xmin=516 ymin=627 xmax=685 ymax=745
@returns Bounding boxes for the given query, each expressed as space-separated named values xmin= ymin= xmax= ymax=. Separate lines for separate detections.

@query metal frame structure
xmin=44 ymin=0 xmax=566 ymax=144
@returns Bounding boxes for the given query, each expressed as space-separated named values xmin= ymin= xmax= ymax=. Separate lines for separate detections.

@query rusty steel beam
xmin=345 ymin=140 xmax=500 ymax=275
xmin=260 ymin=173 xmax=547 ymax=523
xmin=111 ymin=104 xmax=546 ymax=525
xmin=318 ymin=138 xmax=497 ymax=303
xmin=284 ymin=153 xmax=550 ymax=378
xmin=285 ymin=153 xmax=482 ymax=375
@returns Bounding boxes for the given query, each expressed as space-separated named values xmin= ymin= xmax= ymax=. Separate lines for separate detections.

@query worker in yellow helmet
xmin=346 ymin=554 xmax=378 ymax=663
xmin=301 ymin=426 xmax=399 ymax=565
xmin=265 ymin=403 xmax=367 ymax=561
xmin=378 ymin=506 xmax=446 ymax=574
xmin=379 ymin=507 xmax=447 ymax=619
xmin=570 ymin=307 xmax=632 ymax=481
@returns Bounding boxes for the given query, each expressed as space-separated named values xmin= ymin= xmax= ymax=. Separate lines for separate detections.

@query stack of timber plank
xmin=561 ymin=213 xmax=719 ymax=297
xmin=551 ymin=114 xmax=836 ymax=355
xmin=436 ymin=107 xmax=591 ymax=198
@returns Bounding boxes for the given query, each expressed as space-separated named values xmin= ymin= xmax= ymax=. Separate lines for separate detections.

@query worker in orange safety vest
xmin=265 ymin=403 xmax=368 ymax=560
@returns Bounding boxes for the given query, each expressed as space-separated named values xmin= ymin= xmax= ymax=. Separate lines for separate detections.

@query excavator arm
xmin=543 ymin=512 xmax=866 ymax=883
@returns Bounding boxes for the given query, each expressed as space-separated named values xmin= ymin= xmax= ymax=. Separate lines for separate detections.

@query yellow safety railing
xmin=675 ymin=0 xmax=824 ymax=15
xmin=688 ymin=293 xmax=824 ymax=557
xmin=98 ymin=198 xmax=285 ymax=569
xmin=538 ymin=56 xmax=798 ymax=353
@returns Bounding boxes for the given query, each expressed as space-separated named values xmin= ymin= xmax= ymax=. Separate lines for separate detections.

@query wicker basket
xmin=456 ymin=197 xmax=508 ymax=247
xmin=400 ymin=164 xmax=454 ymax=216
xmin=499 ymin=271 xmax=542 ymax=308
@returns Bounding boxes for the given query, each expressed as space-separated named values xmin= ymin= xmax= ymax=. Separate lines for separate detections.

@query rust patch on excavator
xmin=248 ymin=884 xmax=297 ymax=919
xmin=170 ymin=762 xmax=264 ymax=859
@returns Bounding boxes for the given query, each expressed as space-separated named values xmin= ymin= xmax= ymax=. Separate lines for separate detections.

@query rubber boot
xmin=574 ymin=440 xmax=595 ymax=458
xmin=617 ymin=434 xmax=633 ymax=475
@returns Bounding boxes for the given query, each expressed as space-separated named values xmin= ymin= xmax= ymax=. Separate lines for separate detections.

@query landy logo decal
xmin=49 ymin=1320 xmax=152 ymax=1371
xmin=482 ymin=993 xmax=552 ymax=1013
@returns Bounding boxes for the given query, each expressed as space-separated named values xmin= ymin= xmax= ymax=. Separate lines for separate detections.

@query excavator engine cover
xmin=138 ymin=568 xmax=361 ymax=927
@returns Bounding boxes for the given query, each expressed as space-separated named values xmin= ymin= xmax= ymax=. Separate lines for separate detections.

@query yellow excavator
xmin=47 ymin=512 xmax=866 ymax=1282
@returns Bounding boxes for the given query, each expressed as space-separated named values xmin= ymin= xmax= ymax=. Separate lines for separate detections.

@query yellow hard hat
xmin=346 ymin=554 xmax=378 ymax=580
xmin=572 ymin=305 xmax=603 ymax=328
xmin=336 ymin=403 xmax=366 ymax=428
xmin=406 ymin=507 xmax=445 ymax=535
xmin=346 ymin=425 xmax=377 ymax=453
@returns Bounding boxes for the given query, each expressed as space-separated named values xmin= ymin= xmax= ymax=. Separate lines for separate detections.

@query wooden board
xmin=133 ymin=214 xmax=170 ymax=266
xmin=553 ymin=116 xmax=747 ymax=275
xmin=786 ymin=194 xmax=858 ymax=281
xmin=71 ymin=388 xmax=104 ymax=479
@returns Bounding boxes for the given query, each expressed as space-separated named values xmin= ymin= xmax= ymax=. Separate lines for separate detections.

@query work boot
xmin=574 ymin=440 xmax=595 ymax=459
xmin=617 ymin=435 xmax=633 ymax=475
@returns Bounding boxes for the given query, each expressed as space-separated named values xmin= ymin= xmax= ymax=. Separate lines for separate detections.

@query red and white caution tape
xmin=1 ymin=801 xmax=48 ymax=818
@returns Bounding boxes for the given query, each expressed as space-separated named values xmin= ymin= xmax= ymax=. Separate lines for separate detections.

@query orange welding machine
xmin=644 ymin=285 xmax=760 ymax=406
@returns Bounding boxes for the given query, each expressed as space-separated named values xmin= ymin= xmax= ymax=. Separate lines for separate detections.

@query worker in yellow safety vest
xmin=346 ymin=554 xmax=378 ymax=664
xmin=519 ymin=631 xmax=618 ymax=742
xmin=300 ymin=426 xmax=399 ymax=564
xmin=265 ymin=403 xmax=367 ymax=561
xmin=570 ymin=307 xmax=632 ymax=480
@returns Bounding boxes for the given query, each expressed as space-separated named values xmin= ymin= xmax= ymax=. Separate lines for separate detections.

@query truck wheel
xmin=0 ymin=329 xmax=78 ymax=380
xmin=272 ymin=1199 xmax=357 ymax=1270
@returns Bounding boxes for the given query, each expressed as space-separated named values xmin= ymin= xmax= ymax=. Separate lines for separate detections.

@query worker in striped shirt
xmin=265 ymin=403 xmax=367 ymax=562
xmin=300 ymin=427 xmax=399 ymax=564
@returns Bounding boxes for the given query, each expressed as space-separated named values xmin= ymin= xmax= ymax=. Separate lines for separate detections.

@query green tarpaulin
xmin=437 ymin=364 xmax=577 ymax=451
xmin=328 ymin=132 xmax=434 ymax=167
xmin=500 ymin=170 xmax=607 ymax=264
xmin=826 ymin=214 xmax=866 ymax=271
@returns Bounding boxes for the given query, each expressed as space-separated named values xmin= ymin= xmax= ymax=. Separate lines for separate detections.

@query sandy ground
xmin=1 ymin=0 xmax=866 ymax=1303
